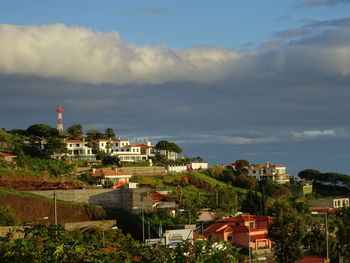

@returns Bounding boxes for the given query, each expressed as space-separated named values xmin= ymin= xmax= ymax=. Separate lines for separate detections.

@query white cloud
xmin=0 ymin=23 xmax=243 ymax=85
xmin=292 ymin=129 xmax=336 ymax=138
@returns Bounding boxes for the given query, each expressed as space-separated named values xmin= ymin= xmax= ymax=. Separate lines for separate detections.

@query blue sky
xmin=1 ymin=0 xmax=350 ymax=175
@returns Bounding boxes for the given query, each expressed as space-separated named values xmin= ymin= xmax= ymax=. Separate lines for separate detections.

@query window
xmin=227 ymin=236 xmax=232 ymax=241
xmin=101 ymin=143 xmax=104 ymax=147
xmin=121 ymin=149 xmax=124 ymax=152
xmin=127 ymin=149 xmax=130 ymax=152
xmin=115 ymin=143 xmax=118 ymax=146
xmin=76 ymin=144 xmax=80 ymax=147
xmin=334 ymin=201 xmax=337 ymax=207
xmin=69 ymin=144 xmax=73 ymax=147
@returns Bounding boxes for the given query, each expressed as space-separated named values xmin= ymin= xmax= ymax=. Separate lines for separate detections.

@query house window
xmin=253 ymin=170 xmax=256 ymax=174
xmin=334 ymin=201 xmax=337 ymax=207
xmin=249 ymin=222 xmax=254 ymax=228
xmin=121 ymin=149 xmax=124 ymax=152
xmin=127 ymin=149 xmax=130 ymax=152
xmin=115 ymin=143 xmax=118 ymax=146
xmin=76 ymin=144 xmax=80 ymax=147
xmin=69 ymin=144 xmax=73 ymax=147
xmin=346 ymin=200 xmax=349 ymax=206
xmin=235 ymin=223 xmax=240 ymax=226
xmin=101 ymin=143 xmax=104 ymax=147
xmin=227 ymin=236 xmax=232 ymax=242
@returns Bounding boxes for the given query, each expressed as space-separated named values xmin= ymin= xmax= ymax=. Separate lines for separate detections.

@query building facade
xmin=204 ymin=214 xmax=272 ymax=250
xmin=248 ymin=162 xmax=290 ymax=184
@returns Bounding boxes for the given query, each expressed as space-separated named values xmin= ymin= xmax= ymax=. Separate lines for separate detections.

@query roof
xmin=130 ymin=144 xmax=152 ymax=149
xmin=92 ymin=168 xmax=131 ymax=177
xmin=96 ymin=139 xmax=129 ymax=142
xmin=0 ymin=152 xmax=16 ymax=158
xmin=204 ymin=214 xmax=272 ymax=234
xmin=300 ymin=256 xmax=325 ymax=263
xmin=250 ymin=162 xmax=285 ymax=170
xmin=64 ymin=139 xmax=86 ymax=143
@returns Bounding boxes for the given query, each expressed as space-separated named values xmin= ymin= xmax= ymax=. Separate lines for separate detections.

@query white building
xmin=96 ymin=139 xmax=154 ymax=162
xmin=190 ymin=162 xmax=208 ymax=170
xmin=155 ymin=149 xmax=178 ymax=160
xmin=63 ymin=139 xmax=96 ymax=160
xmin=248 ymin=162 xmax=290 ymax=184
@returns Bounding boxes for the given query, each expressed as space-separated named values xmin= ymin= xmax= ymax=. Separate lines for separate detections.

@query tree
xmin=67 ymin=124 xmax=83 ymax=139
xmin=234 ymin=159 xmax=249 ymax=175
xmin=268 ymin=201 xmax=305 ymax=263
xmin=26 ymin=124 xmax=59 ymax=138
xmin=155 ymin=140 xmax=182 ymax=154
xmin=298 ymin=169 xmax=321 ymax=181
xmin=0 ymin=206 xmax=20 ymax=226
xmin=241 ymin=190 xmax=262 ymax=215
xmin=105 ymin=128 xmax=116 ymax=139
xmin=86 ymin=129 xmax=106 ymax=141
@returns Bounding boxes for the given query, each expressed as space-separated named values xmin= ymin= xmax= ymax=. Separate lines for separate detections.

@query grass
xmin=0 ymin=166 xmax=44 ymax=177
xmin=0 ymin=186 xmax=89 ymax=207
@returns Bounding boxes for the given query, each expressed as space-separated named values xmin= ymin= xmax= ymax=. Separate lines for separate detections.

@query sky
xmin=1 ymin=0 xmax=350 ymax=176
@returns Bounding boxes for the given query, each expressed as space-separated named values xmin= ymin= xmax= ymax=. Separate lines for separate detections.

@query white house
xmin=64 ymin=139 xmax=96 ymax=161
xmin=248 ymin=162 xmax=290 ymax=184
xmin=91 ymin=168 xmax=132 ymax=187
xmin=96 ymin=139 xmax=154 ymax=162
xmin=155 ymin=149 xmax=178 ymax=160
xmin=190 ymin=162 xmax=208 ymax=170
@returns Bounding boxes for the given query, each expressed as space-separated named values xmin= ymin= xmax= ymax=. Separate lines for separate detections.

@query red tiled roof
xmin=204 ymin=223 xmax=227 ymax=233
xmin=310 ymin=206 xmax=332 ymax=214
xmin=96 ymin=139 xmax=128 ymax=142
xmin=64 ymin=140 xmax=86 ymax=143
xmin=130 ymin=144 xmax=152 ymax=149
xmin=250 ymin=162 xmax=285 ymax=169
xmin=0 ymin=152 xmax=16 ymax=158
xmin=300 ymin=256 xmax=325 ymax=263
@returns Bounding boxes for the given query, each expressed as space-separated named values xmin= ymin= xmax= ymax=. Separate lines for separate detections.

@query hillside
xmin=0 ymin=187 xmax=107 ymax=224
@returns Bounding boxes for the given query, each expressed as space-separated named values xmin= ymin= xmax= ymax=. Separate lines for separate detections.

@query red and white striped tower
xmin=56 ymin=104 xmax=64 ymax=132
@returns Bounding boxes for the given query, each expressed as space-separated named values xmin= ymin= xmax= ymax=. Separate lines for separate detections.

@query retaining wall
xmin=29 ymin=188 xmax=154 ymax=211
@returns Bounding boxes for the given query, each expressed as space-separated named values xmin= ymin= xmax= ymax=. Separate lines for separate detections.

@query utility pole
xmin=141 ymin=209 xmax=145 ymax=243
xmin=54 ymin=190 xmax=57 ymax=224
xmin=325 ymin=213 xmax=329 ymax=260
xmin=248 ymin=214 xmax=251 ymax=263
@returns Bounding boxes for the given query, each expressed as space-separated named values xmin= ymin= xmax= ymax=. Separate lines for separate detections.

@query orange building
xmin=204 ymin=214 xmax=272 ymax=249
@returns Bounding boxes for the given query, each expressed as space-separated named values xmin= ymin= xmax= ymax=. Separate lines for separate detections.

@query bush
xmin=0 ymin=206 xmax=20 ymax=226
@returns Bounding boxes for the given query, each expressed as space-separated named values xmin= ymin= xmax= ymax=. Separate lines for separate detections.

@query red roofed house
xmin=91 ymin=168 xmax=132 ymax=187
xmin=0 ymin=152 xmax=16 ymax=162
xmin=204 ymin=214 xmax=272 ymax=250
xmin=248 ymin=162 xmax=290 ymax=184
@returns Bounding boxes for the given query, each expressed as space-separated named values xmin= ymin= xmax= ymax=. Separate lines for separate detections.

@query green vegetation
xmin=0 ymin=224 xmax=238 ymax=263
xmin=0 ymin=205 xmax=20 ymax=226
xmin=155 ymin=140 xmax=182 ymax=154
xmin=268 ymin=201 xmax=305 ymax=263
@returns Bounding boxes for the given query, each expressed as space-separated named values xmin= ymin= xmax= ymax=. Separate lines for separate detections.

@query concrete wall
xmin=121 ymin=166 xmax=166 ymax=176
xmin=64 ymin=220 xmax=116 ymax=231
xmin=30 ymin=188 xmax=154 ymax=211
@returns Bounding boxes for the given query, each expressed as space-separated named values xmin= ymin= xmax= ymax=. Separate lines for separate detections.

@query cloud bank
xmin=1 ymin=22 xmax=350 ymax=88
xmin=0 ymin=23 xmax=242 ymax=85
xmin=297 ymin=0 xmax=350 ymax=7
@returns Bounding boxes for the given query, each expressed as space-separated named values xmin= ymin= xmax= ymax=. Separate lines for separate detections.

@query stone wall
xmin=121 ymin=166 xmax=166 ymax=176
xmin=29 ymin=188 xmax=154 ymax=211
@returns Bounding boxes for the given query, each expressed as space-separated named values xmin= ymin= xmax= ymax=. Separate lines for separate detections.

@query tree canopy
xmin=66 ymin=124 xmax=83 ymax=139
xmin=268 ymin=201 xmax=305 ymax=263
xmin=26 ymin=124 xmax=59 ymax=138
xmin=155 ymin=140 xmax=182 ymax=153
